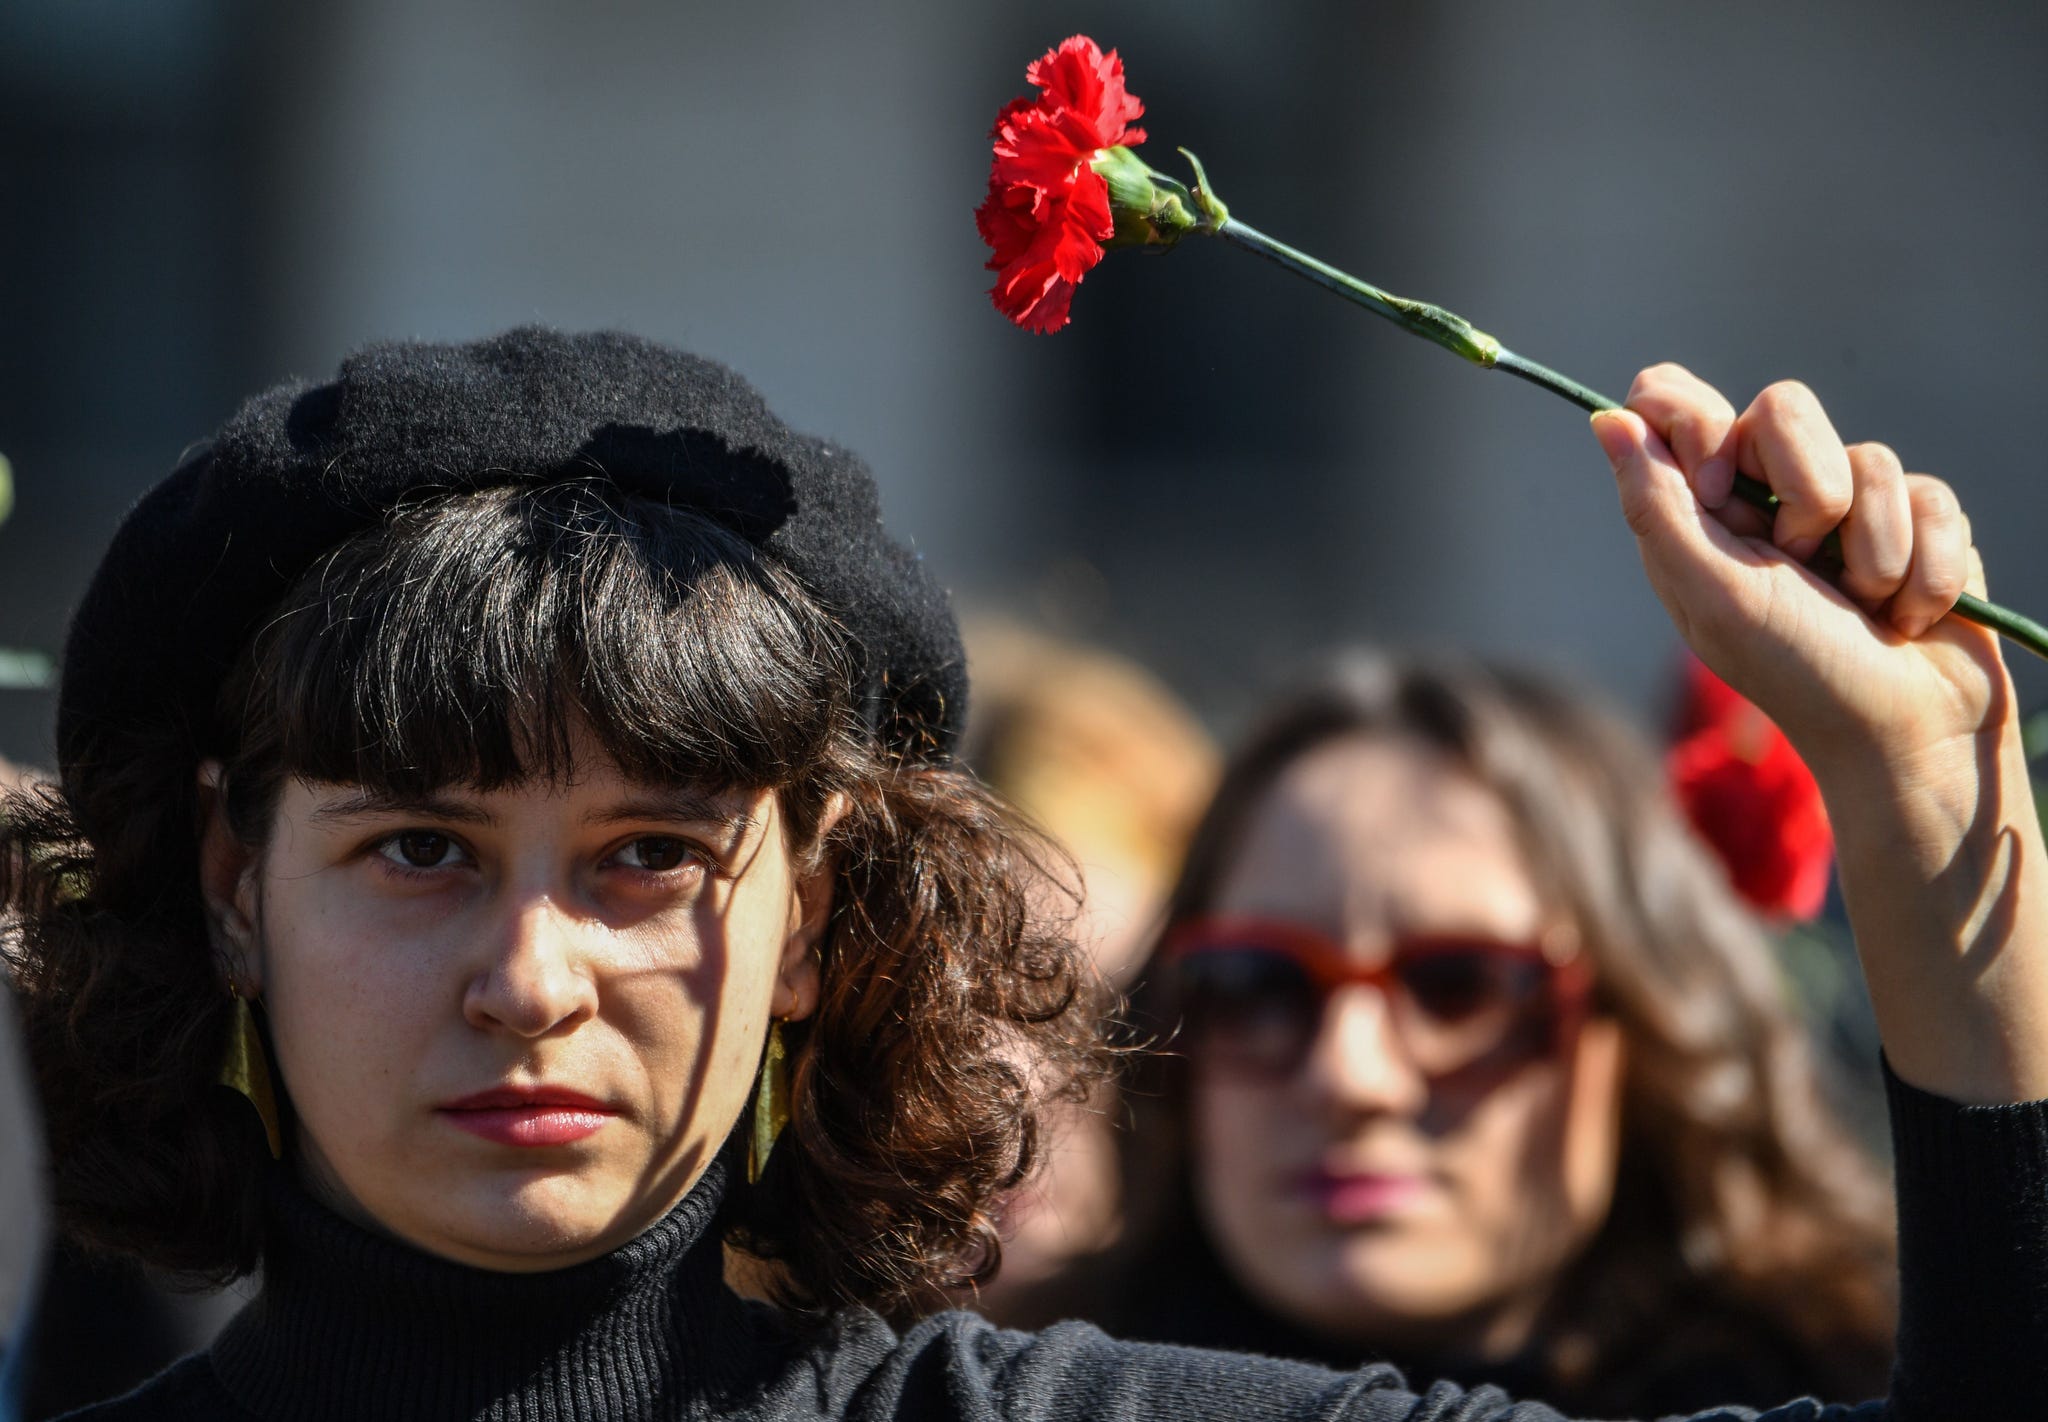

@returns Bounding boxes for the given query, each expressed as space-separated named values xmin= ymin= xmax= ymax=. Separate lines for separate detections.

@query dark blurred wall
xmin=0 ymin=0 xmax=277 ymax=762
xmin=1326 ymin=1 xmax=2048 ymax=721
xmin=3 ymin=0 xmax=2045 ymax=743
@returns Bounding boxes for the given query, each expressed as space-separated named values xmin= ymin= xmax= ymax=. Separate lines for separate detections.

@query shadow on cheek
xmin=601 ymin=923 xmax=748 ymax=1236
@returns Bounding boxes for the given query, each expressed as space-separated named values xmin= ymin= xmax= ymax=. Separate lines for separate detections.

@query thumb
xmin=1591 ymin=408 xmax=1724 ymax=589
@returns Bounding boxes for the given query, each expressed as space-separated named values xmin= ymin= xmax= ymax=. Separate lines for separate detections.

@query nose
xmin=462 ymin=894 xmax=600 ymax=1038
xmin=1298 ymin=982 xmax=1428 ymax=1118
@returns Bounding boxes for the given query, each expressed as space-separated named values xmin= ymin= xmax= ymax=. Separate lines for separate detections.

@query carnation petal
xmin=975 ymin=188 xmax=1037 ymax=268
xmin=1027 ymin=37 xmax=1108 ymax=125
xmin=1027 ymin=35 xmax=1146 ymax=149
xmin=1090 ymin=52 xmax=1147 ymax=146
xmin=979 ymin=33 xmax=1149 ymax=333
xmin=987 ymin=248 xmax=1075 ymax=333
xmin=1668 ymin=679 xmax=1833 ymax=921
xmin=1054 ymin=179 xmax=1114 ymax=280
xmin=985 ymin=96 xmax=1035 ymax=143
xmin=1015 ymin=277 xmax=1077 ymax=334
xmin=991 ymin=111 xmax=1093 ymax=195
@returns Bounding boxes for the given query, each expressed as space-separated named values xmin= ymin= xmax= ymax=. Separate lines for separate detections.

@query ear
xmin=196 ymin=760 xmax=266 ymax=991
xmin=773 ymin=792 xmax=848 ymax=1023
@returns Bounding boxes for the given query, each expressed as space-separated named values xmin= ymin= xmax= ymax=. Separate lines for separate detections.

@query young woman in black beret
xmin=3 ymin=334 xmax=2043 ymax=1420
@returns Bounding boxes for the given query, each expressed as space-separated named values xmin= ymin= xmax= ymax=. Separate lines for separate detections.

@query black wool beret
xmin=57 ymin=327 xmax=965 ymax=837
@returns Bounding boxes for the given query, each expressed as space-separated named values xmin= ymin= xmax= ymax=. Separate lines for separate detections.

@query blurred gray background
xmin=4 ymin=0 xmax=2046 ymax=751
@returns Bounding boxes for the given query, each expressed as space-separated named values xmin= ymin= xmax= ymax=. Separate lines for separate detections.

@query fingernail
xmin=1695 ymin=457 xmax=1734 ymax=509
xmin=1589 ymin=411 xmax=1636 ymax=468
xmin=1781 ymin=535 xmax=1821 ymax=564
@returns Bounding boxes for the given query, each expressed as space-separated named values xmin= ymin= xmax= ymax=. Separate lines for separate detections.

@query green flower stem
xmin=1217 ymin=219 xmax=1500 ymax=369
xmin=1492 ymin=348 xmax=1781 ymax=521
xmin=1209 ymin=216 xmax=2048 ymax=664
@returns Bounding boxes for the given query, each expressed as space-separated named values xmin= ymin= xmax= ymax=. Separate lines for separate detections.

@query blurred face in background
xmin=958 ymin=621 xmax=1219 ymax=1322
xmin=1183 ymin=733 xmax=1625 ymax=1360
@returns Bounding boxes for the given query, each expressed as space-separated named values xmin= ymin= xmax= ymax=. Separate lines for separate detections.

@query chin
xmin=401 ymin=1171 xmax=643 ymax=1271
xmin=1321 ymin=1236 xmax=1485 ymax=1325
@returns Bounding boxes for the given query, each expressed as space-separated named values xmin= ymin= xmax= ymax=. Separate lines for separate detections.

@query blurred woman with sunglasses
xmin=1097 ymin=654 xmax=1897 ymax=1416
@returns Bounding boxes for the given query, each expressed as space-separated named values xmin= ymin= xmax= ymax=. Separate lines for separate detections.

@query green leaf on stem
xmin=0 ymin=649 xmax=53 ymax=690
xmin=1176 ymin=148 xmax=1230 ymax=228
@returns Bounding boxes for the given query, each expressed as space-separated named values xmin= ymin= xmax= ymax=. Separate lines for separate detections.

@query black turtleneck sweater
xmin=64 ymin=1067 xmax=2048 ymax=1422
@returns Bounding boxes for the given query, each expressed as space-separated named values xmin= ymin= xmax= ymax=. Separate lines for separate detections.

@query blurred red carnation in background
xmin=1668 ymin=654 xmax=1834 ymax=921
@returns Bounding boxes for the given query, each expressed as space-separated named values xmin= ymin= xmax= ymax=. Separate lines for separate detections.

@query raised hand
xmin=1592 ymin=365 xmax=2048 ymax=1104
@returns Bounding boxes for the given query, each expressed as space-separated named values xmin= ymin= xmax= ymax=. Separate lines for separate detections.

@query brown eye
xmin=617 ymin=836 xmax=698 ymax=873
xmin=379 ymin=831 xmax=460 ymax=870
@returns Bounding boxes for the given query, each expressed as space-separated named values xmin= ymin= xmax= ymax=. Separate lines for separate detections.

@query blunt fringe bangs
xmin=227 ymin=480 xmax=852 ymax=807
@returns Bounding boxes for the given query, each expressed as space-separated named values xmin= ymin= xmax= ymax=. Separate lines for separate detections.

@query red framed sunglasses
xmin=1163 ymin=916 xmax=1593 ymax=1080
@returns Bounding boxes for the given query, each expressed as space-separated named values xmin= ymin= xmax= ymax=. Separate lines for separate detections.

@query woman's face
xmin=1189 ymin=734 xmax=1625 ymax=1358
xmin=204 ymin=736 xmax=827 ymax=1271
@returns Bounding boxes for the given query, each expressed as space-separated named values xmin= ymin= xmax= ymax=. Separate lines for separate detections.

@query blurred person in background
xmin=1095 ymin=653 xmax=1896 ymax=1417
xmin=1 ymin=756 xmax=46 ymax=1417
xmin=952 ymin=620 xmax=1217 ymax=1327
xmin=3 ymin=753 xmax=243 ymax=1420
xmin=2 ymin=974 xmax=47 ymax=1422
xmin=0 ymin=479 xmax=45 ymax=1414
xmin=959 ymin=619 xmax=1219 ymax=989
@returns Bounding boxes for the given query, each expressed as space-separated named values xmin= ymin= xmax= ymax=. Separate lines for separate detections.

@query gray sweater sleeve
xmin=828 ymin=1311 xmax=1562 ymax=1422
xmin=834 ymin=1312 xmax=1897 ymax=1422
xmin=815 ymin=1063 xmax=2045 ymax=1422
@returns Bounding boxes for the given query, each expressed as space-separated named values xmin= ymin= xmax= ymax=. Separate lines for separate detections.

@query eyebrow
xmin=304 ymin=786 xmax=757 ymax=837
xmin=308 ymin=791 xmax=497 ymax=827
xmin=580 ymin=790 xmax=757 ymax=836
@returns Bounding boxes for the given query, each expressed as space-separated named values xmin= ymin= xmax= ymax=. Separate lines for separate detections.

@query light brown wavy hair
xmin=1 ymin=481 xmax=1107 ymax=1316
xmin=1116 ymin=652 xmax=1895 ymax=1408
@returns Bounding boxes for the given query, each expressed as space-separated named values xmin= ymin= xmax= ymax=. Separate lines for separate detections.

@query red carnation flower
xmin=1667 ymin=655 xmax=1834 ymax=920
xmin=977 ymin=35 xmax=1147 ymax=333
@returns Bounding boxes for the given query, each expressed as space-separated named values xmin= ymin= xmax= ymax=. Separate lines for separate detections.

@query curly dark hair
xmin=1 ymin=481 xmax=1107 ymax=1313
xmin=1108 ymin=653 xmax=1896 ymax=1414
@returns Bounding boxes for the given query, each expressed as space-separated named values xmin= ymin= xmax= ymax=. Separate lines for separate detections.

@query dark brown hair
xmin=1 ymin=481 xmax=1106 ymax=1313
xmin=1116 ymin=652 xmax=1895 ymax=1410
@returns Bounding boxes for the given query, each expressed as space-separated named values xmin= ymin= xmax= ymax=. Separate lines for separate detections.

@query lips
xmin=1294 ymin=1166 xmax=1430 ymax=1224
xmin=438 ymin=1085 xmax=618 ymax=1148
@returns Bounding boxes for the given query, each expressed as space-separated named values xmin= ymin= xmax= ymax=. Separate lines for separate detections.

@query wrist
xmin=1818 ymin=722 xmax=2048 ymax=1104
xmin=1810 ymin=727 xmax=2013 ymax=870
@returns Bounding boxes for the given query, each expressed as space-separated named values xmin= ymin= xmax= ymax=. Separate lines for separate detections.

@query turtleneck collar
xmin=211 ymin=1141 xmax=772 ymax=1421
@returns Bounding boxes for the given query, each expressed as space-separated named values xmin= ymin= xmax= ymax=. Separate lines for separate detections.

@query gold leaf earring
xmin=220 ymin=983 xmax=283 ymax=1159
xmin=747 ymin=1019 xmax=791 ymax=1185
